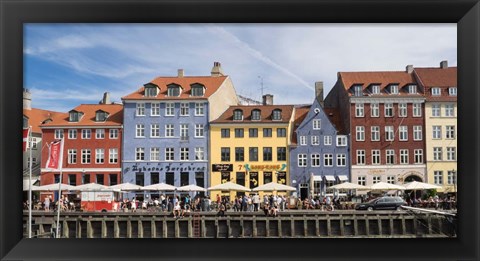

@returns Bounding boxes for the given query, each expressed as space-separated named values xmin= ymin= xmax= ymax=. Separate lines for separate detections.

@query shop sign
xmin=212 ymin=164 xmax=233 ymax=172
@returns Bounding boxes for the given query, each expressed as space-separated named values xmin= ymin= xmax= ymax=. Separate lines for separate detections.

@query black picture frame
xmin=1 ymin=0 xmax=479 ymax=260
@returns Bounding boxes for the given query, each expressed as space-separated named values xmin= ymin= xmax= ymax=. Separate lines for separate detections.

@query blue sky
xmin=24 ymin=24 xmax=457 ymax=112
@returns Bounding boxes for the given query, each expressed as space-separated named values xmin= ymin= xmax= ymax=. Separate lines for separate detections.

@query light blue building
xmin=121 ymin=63 xmax=239 ymax=198
xmin=289 ymin=82 xmax=350 ymax=199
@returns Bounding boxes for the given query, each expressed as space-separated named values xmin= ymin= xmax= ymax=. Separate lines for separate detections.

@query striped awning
xmin=324 ymin=175 xmax=335 ymax=181
xmin=312 ymin=175 xmax=323 ymax=181
xmin=337 ymin=175 xmax=348 ymax=181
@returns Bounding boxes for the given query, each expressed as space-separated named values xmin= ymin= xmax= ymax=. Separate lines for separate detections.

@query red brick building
xmin=40 ymin=103 xmax=123 ymax=190
xmin=324 ymin=65 xmax=426 ymax=187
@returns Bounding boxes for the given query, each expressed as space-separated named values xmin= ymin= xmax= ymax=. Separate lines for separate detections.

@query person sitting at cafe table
xmin=173 ymin=202 xmax=182 ymax=218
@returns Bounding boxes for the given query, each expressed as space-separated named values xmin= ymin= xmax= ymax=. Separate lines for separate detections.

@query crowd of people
xmin=406 ymin=195 xmax=457 ymax=210
xmin=23 ymin=195 xmax=75 ymax=212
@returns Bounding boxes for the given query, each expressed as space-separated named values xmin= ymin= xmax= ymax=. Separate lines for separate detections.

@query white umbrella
xmin=177 ymin=184 xmax=206 ymax=192
xmin=142 ymin=183 xmax=177 ymax=191
xmin=328 ymin=182 xmax=369 ymax=190
xmin=252 ymin=182 xmax=296 ymax=192
xmin=32 ymin=183 xmax=76 ymax=191
xmin=369 ymin=182 xmax=406 ymax=191
xmin=207 ymin=182 xmax=251 ymax=192
xmin=23 ymin=179 xmax=39 ymax=191
xmin=74 ymin=182 xmax=108 ymax=191
xmin=403 ymin=181 xmax=442 ymax=190
xmin=109 ymin=182 xmax=144 ymax=191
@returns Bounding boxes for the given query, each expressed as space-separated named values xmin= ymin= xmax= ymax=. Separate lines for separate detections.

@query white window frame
xmin=371 ymin=126 xmax=380 ymax=141
xmin=150 ymin=147 xmax=160 ymax=161
xmin=371 ymin=103 xmax=379 ymax=117
xmin=68 ymin=129 xmax=77 ymax=139
xmin=413 ymin=103 xmax=422 ymax=117
xmin=151 ymin=103 xmax=160 ymax=116
xmin=445 ymin=104 xmax=455 ymax=117
xmin=68 ymin=149 xmax=77 ymax=164
xmin=373 ymin=176 xmax=381 ymax=184
xmin=95 ymin=148 xmax=104 ymax=164
xmin=336 ymin=136 xmax=347 ymax=146
xmin=300 ymin=136 xmax=307 ymax=146
xmin=448 ymin=87 xmax=457 ymax=96
xmin=385 ymin=103 xmax=394 ymax=117
xmin=432 ymin=104 xmax=441 ymax=117
xmin=386 ymin=150 xmax=395 ymax=165
xmin=311 ymin=154 xmax=321 ymax=167
xmin=431 ymin=87 xmax=441 ymax=96
xmin=81 ymin=129 xmax=91 ymax=139
xmin=399 ymin=103 xmax=407 ymax=117
xmin=355 ymin=103 xmax=364 ymax=117
xmin=446 ymin=147 xmax=456 ymax=161
xmin=313 ymin=119 xmax=321 ymax=130
xmin=414 ymin=149 xmax=423 ymax=164
xmin=324 ymin=136 xmax=332 ymax=145
xmin=135 ymin=147 xmax=145 ymax=161
xmin=195 ymin=124 xmax=204 ymax=138
xmin=96 ymin=129 xmax=105 ymax=139
xmin=433 ymin=147 xmax=442 ymax=161
xmin=136 ymin=124 xmax=145 ymax=138
xmin=81 ymin=149 xmax=91 ymax=164
xmin=195 ymin=103 xmax=204 ymax=116
xmin=385 ymin=126 xmax=394 ymax=141
xmin=408 ymin=84 xmax=417 ymax=94
xmin=337 ymin=153 xmax=346 ymax=167
xmin=358 ymin=176 xmax=366 ymax=186
xmin=387 ymin=176 xmax=396 ymax=184
xmin=434 ymin=171 xmax=443 ymax=185
xmin=432 ymin=126 xmax=442 ymax=139
xmin=390 ymin=85 xmax=399 ymax=94
xmin=324 ymin=154 xmax=333 ymax=167
xmin=400 ymin=149 xmax=409 ymax=164
xmin=165 ymin=148 xmax=174 ymax=161
xmin=311 ymin=136 xmax=320 ymax=145
xmin=298 ymin=154 xmax=307 ymax=167
xmin=180 ymin=148 xmax=189 ymax=161
xmin=195 ymin=147 xmax=205 ymax=161
xmin=356 ymin=150 xmax=365 ymax=165
xmin=356 ymin=126 xmax=365 ymax=141
xmin=136 ymin=103 xmax=145 ymax=116
xmin=151 ymin=124 xmax=160 ymax=138
xmin=371 ymin=85 xmax=380 ymax=95
xmin=165 ymin=124 xmax=174 ymax=137
xmin=447 ymin=171 xmax=456 ymax=185
xmin=399 ymin=126 xmax=408 ymax=141
xmin=413 ymin=126 xmax=423 ymax=141
xmin=372 ymin=150 xmax=380 ymax=165
xmin=180 ymin=103 xmax=189 ymax=116
xmin=54 ymin=129 xmax=64 ymax=139
xmin=109 ymin=129 xmax=118 ymax=139
xmin=446 ymin=126 xmax=455 ymax=139
xmin=165 ymin=103 xmax=175 ymax=116
xmin=180 ymin=124 xmax=188 ymax=138
xmin=109 ymin=148 xmax=118 ymax=163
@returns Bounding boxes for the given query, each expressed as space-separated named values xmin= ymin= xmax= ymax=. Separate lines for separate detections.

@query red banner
xmin=23 ymin=128 xmax=30 ymax=152
xmin=46 ymin=139 xmax=63 ymax=170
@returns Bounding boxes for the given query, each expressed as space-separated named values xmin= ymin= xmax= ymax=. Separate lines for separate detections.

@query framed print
xmin=1 ymin=0 xmax=479 ymax=260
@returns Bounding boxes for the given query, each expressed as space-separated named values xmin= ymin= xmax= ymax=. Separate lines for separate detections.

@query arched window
xmin=233 ymin=109 xmax=243 ymax=121
xmin=167 ymin=83 xmax=182 ymax=97
xmin=144 ymin=83 xmax=159 ymax=97
xmin=272 ymin=109 xmax=282 ymax=121
xmin=190 ymin=83 xmax=205 ymax=97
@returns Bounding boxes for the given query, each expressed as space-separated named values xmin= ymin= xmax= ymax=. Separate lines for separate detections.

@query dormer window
xmin=144 ymin=83 xmax=159 ymax=97
xmin=233 ymin=109 xmax=243 ymax=121
xmin=272 ymin=109 xmax=282 ymax=121
xmin=190 ymin=83 xmax=205 ymax=97
xmin=353 ymin=85 xmax=363 ymax=96
xmin=389 ymin=85 xmax=399 ymax=94
xmin=432 ymin=87 xmax=441 ymax=96
xmin=69 ymin=110 xmax=83 ymax=122
xmin=251 ymin=109 xmax=261 ymax=121
xmin=408 ymin=84 xmax=417 ymax=94
xmin=95 ymin=110 xmax=109 ymax=122
xmin=167 ymin=84 xmax=182 ymax=97
xmin=371 ymin=85 xmax=380 ymax=95
xmin=449 ymin=87 xmax=457 ymax=96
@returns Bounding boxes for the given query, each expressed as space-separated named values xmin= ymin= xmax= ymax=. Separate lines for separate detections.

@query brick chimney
xmin=211 ymin=62 xmax=224 ymax=77
xmin=262 ymin=94 xmax=273 ymax=105
xmin=315 ymin=81 xmax=324 ymax=107
xmin=23 ymin=88 xmax=32 ymax=110
xmin=406 ymin=65 xmax=413 ymax=74
xmin=440 ymin=60 xmax=448 ymax=69
xmin=178 ymin=69 xmax=184 ymax=77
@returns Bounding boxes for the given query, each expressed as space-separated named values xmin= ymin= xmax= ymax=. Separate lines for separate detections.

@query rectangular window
xmin=263 ymin=128 xmax=272 ymax=137
xmin=263 ymin=172 xmax=273 ymax=184
xmin=180 ymin=147 xmax=189 ymax=161
xmin=136 ymin=124 xmax=145 ymax=138
xmin=372 ymin=150 xmax=380 ymax=165
xmin=277 ymin=128 xmax=287 ymax=137
xmin=447 ymin=147 xmax=456 ymax=161
xmin=66 ymin=174 xmax=75 ymax=185
xmin=298 ymin=154 xmax=307 ymax=167
xmin=386 ymin=150 xmax=395 ymax=165
xmin=195 ymin=124 xmax=204 ymax=137
xmin=324 ymin=136 xmax=332 ymax=145
xmin=414 ymin=149 xmax=423 ymax=164
xmin=235 ymin=128 xmax=244 ymax=138
xmin=356 ymin=150 xmax=365 ymax=165
xmin=311 ymin=135 xmax=320 ymax=145
xmin=371 ymin=85 xmax=380 ymax=94
xmin=109 ymin=148 xmax=118 ymax=163
xmin=54 ymin=129 xmax=64 ymax=139
xmin=81 ymin=149 xmax=91 ymax=164
xmin=136 ymin=103 xmax=145 ymax=116
xmin=165 ymin=124 xmax=174 ymax=137
xmin=371 ymin=103 xmax=379 ymax=117
xmin=300 ymin=136 xmax=307 ymax=145
xmin=373 ymin=176 xmax=381 ymax=184
xmin=235 ymin=147 xmax=244 ymax=161
xmin=151 ymin=124 xmax=160 ymax=137
xmin=336 ymin=135 xmax=347 ymax=146
xmin=195 ymin=103 xmax=204 ymax=116
xmin=95 ymin=148 xmax=104 ymax=164
xmin=399 ymin=103 xmax=407 ymax=117
xmin=109 ymin=129 xmax=118 ymax=139
xmin=337 ymin=154 xmax=346 ymax=167
xmin=277 ymin=147 xmax=287 ymax=161
xmin=311 ymin=154 xmax=321 ymax=167
xmin=180 ymin=124 xmax=188 ymax=139
xmin=354 ymin=85 xmax=363 ymax=96
xmin=356 ymin=126 xmax=365 ymax=141
xmin=249 ymin=147 xmax=258 ymax=161
xmin=150 ymin=173 xmax=159 ymax=185
xmin=135 ymin=172 xmax=144 ymax=186
xmin=263 ymin=147 xmax=272 ymax=161
xmin=221 ymin=147 xmax=230 ymax=161
xmin=355 ymin=103 xmax=364 ymax=117
xmin=165 ymin=148 xmax=174 ymax=161
xmin=165 ymin=103 xmax=174 ymax=116
xmin=413 ymin=126 xmax=423 ymax=141
xmin=385 ymin=103 xmax=394 ymax=117
xmin=180 ymin=103 xmax=189 ymax=116
xmin=151 ymin=103 xmax=160 ymax=116
xmin=68 ymin=149 xmax=77 ymax=164
xmin=324 ymin=154 xmax=333 ymax=167
xmin=385 ymin=126 xmax=394 ymax=141
xmin=390 ymin=85 xmax=399 ymax=94
xmin=135 ymin=147 xmax=145 ymax=161
xmin=431 ymin=87 xmax=441 ymax=96
xmin=96 ymin=174 xmax=104 ymax=185
xmin=434 ymin=171 xmax=443 ymax=185
xmin=249 ymin=128 xmax=258 ymax=137
xmin=400 ymin=149 xmax=408 ymax=164
xmin=221 ymin=128 xmax=230 ymax=138
xmin=357 ymin=176 xmax=366 ymax=186
xmin=433 ymin=147 xmax=442 ymax=161
xmin=449 ymin=87 xmax=457 ymax=96
xmin=371 ymin=126 xmax=380 ymax=141
xmin=447 ymin=171 xmax=456 ymax=185
xmin=387 ymin=176 xmax=396 ymax=184
xmin=432 ymin=104 xmax=441 ymax=117
xmin=409 ymin=84 xmax=417 ymax=94
xmin=82 ymin=173 xmax=90 ymax=184
xmin=68 ymin=129 xmax=77 ymax=139
xmin=150 ymin=147 xmax=160 ymax=161
xmin=445 ymin=104 xmax=455 ymax=117
xmin=446 ymin=126 xmax=455 ymax=139
xmin=195 ymin=147 xmax=205 ymax=161
xmin=399 ymin=126 xmax=408 ymax=141
xmin=432 ymin=126 xmax=442 ymax=139
xmin=313 ymin=120 xmax=321 ymax=129
xmin=413 ymin=103 xmax=422 ymax=117
xmin=96 ymin=129 xmax=105 ymax=139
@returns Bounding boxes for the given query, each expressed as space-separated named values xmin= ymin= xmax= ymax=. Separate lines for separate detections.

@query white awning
xmin=312 ymin=175 xmax=323 ymax=181
xmin=337 ymin=175 xmax=348 ymax=181
xmin=324 ymin=175 xmax=335 ymax=181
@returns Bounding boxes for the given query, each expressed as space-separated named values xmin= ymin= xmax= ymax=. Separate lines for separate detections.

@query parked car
xmin=355 ymin=196 xmax=406 ymax=211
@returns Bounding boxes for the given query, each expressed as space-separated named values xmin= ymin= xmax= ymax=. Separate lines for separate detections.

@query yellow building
xmin=209 ymin=97 xmax=295 ymax=200
xmin=415 ymin=62 xmax=457 ymax=193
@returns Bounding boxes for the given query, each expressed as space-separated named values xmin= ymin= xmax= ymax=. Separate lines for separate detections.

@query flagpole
xmin=55 ymin=137 xmax=64 ymax=238
xmin=28 ymin=126 xmax=33 ymax=238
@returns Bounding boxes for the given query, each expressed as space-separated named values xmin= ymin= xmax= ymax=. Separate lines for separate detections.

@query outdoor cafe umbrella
xmin=74 ymin=182 xmax=108 ymax=191
xmin=207 ymin=182 xmax=251 ymax=192
xmin=252 ymin=182 xmax=296 ymax=192
xmin=109 ymin=182 xmax=144 ymax=191
xmin=142 ymin=183 xmax=177 ymax=191
xmin=369 ymin=182 xmax=406 ymax=191
xmin=31 ymin=183 xmax=76 ymax=191
xmin=328 ymin=182 xmax=369 ymax=190
xmin=177 ymin=184 xmax=206 ymax=192
xmin=403 ymin=181 xmax=442 ymax=190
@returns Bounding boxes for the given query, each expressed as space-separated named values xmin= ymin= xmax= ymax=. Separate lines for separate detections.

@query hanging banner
xmin=45 ymin=139 xmax=63 ymax=170
xmin=23 ymin=128 xmax=30 ymax=152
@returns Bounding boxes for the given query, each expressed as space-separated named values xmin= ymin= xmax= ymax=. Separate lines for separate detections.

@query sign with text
xmin=277 ymin=172 xmax=287 ymax=184
xmin=221 ymin=172 xmax=230 ymax=184
xmin=249 ymin=172 xmax=258 ymax=188
xmin=212 ymin=164 xmax=233 ymax=172
xmin=241 ymin=163 xmax=287 ymax=171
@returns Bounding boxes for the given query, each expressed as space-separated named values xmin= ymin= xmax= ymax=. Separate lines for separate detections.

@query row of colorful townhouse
xmin=32 ymin=61 xmax=456 ymax=200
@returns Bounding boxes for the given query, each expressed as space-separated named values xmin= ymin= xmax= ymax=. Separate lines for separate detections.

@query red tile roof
xmin=339 ymin=71 xmax=418 ymax=96
xmin=41 ymin=104 xmax=123 ymax=127
xmin=122 ymin=76 xmax=228 ymax=100
xmin=211 ymin=105 xmax=294 ymax=124
xmin=23 ymin=108 xmax=63 ymax=133
xmin=291 ymin=105 xmax=310 ymax=145
xmin=414 ymin=67 xmax=457 ymax=87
